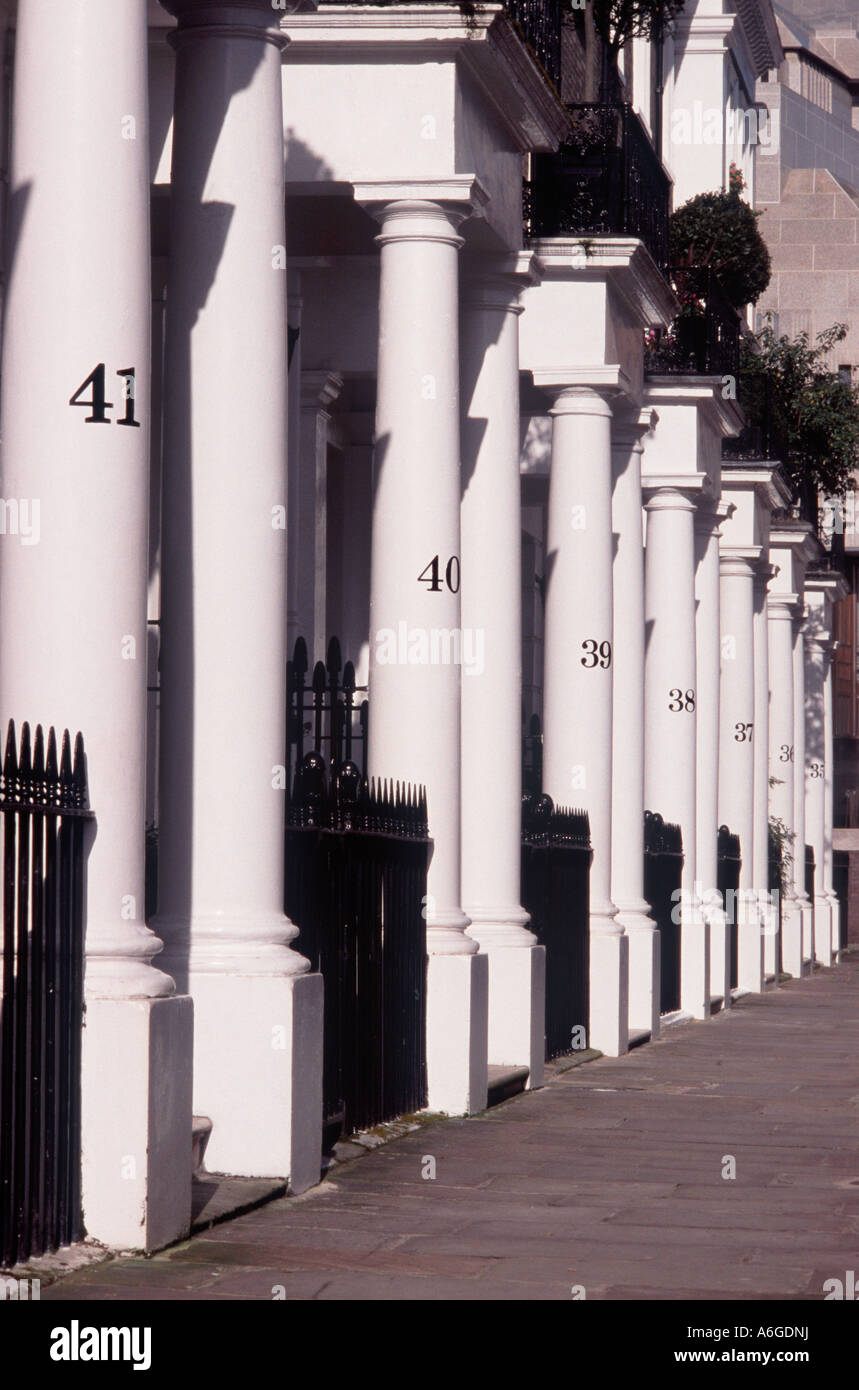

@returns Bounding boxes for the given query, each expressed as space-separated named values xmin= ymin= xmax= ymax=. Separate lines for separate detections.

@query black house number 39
xmin=69 ymin=364 xmax=139 ymax=427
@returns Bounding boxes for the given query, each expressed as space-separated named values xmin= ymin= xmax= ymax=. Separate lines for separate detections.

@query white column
xmin=364 ymin=195 xmax=488 ymax=1116
xmin=298 ymin=371 xmax=342 ymax=664
xmin=718 ymin=553 xmax=762 ymax=992
xmin=286 ymin=270 xmax=303 ymax=648
xmin=695 ymin=502 xmax=729 ymax=1007
xmin=611 ymin=410 xmax=659 ymax=1039
xmin=754 ymin=563 xmax=777 ymax=980
xmin=156 ymin=0 xmax=322 ymax=1186
xmin=0 ymin=0 xmax=192 ymax=1250
xmin=460 ymin=261 xmax=545 ymax=1086
xmin=542 ymin=385 xmax=628 ymax=1057
xmin=767 ymin=597 xmax=803 ymax=977
xmin=823 ymin=648 xmax=841 ymax=958
xmin=793 ymin=613 xmax=814 ymax=967
xmin=644 ymin=487 xmax=709 ymax=1019
xmin=804 ymin=601 xmax=832 ymax=965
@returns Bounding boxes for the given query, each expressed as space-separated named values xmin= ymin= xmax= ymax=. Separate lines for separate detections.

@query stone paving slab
xmin=41 ymin=956 xmax=859 ymax=1302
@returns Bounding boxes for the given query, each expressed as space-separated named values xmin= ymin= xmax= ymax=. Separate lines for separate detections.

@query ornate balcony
xmin=524 ymin=102 xmax=671 ymax=271
xmin=644 ymin=266 xmax=740 ymax=379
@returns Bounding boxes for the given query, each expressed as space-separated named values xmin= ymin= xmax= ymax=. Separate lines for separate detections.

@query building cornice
xmin=721 ymin=462 xmax=793 ymax=513
xmin=282 ymin=5 xmax=569 ymax=153
xmin=529 ymin=238 xmax=677 ymax=330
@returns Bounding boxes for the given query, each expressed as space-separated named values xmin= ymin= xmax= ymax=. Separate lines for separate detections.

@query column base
xmin=479 ymin=943 xmax=546 ymax=1089
xmin=81 ymin=994 xmax=193 ymax=1252
xmin=781 ymin=897 xmax=803 ymax=978
xmin=589 ymin=924 xmax=629 ymax=1057
xmin=761 ymin=891 xmax=780 ymax=981
xmin=813 ymin=896 xmax=833 ymax=967
xmin=828 ymin=893 xmax=842 ymax=960
xmin=426 ymin=950 xmax=489 ymax=1115
xmin=680 ymin=902 xmax=710 ymax=1019
xmin=187 ymin=969 xmax=323 ymax=1189
xmin=799 ymin=899 xmax=815 ymax=974
xmin=616 ymin=905 xmax=660 ymax=1039
xmin=737 ymin=892 xmax=764 ymax=994
xmin=704 ymin=899 xmax=730 ymax=1010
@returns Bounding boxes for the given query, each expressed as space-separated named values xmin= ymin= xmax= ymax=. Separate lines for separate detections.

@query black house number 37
xmin=69 ymin=364 xmax=139 ymax=427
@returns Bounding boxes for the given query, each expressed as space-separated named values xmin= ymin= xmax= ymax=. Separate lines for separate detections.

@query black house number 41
xmin=69 ymin=364 xmax=139 ymax=427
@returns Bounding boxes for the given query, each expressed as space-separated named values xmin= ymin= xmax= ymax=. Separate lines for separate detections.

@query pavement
xmin=42 ymin=955 xmax=859 ymax=1301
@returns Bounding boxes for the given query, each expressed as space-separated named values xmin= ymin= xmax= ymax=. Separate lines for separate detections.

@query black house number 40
xmin=69 ymin=364 xmax=139 ymax=427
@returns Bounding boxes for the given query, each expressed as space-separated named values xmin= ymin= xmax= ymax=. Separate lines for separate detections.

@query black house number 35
xmin=69 ymin=364 xmax=139 ymax=427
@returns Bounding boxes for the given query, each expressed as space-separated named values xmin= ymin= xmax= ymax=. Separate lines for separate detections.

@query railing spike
xmin=33 ymin=724 xmax=45 ymax=778
xmin=45 ymin=726 xmax=58 ymax=781
xmin=19 ymin=721 xmax=32 ymax=776
xmin=60 ymin=729 xmax=73 ymax=783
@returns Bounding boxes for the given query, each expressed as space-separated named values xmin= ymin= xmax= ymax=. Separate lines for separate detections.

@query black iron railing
xmin=525 ymin=103 xmax=671 ymax=271
xmin=1 ymin=720 xmax=92 ymax=1269
xmin=287 ymin=636 xmax=368 ymax=790
xmin=645 ymin=266 xmax=740 ymax=378
xmin=506 ymin=0 xmax=564 ymax=92
xmin=333 ymin=1 xmax=564 ymax=93
xmin=285 ymin=753 xmax=429 ymax=1144
xmin=643 ymin=811 xmax=683 ymax=1014
xmin=521 ymin=792 xmax=590 ymax=1059
xmin=768 ymin=830 xmax=784 ymax=977
xmin=717 ymin=825 xmax=741 ymax=992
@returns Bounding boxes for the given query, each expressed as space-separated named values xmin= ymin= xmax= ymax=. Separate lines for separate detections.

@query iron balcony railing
xmin=333 ymin=1 xmax=564 ymax=94
xmin=644 ymin=266 xmax=740 ymax=379
xmin=524 ymin=102 xmax=672 ymax=272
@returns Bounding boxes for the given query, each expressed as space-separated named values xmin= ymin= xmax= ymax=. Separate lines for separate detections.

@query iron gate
xmin=717 ymin=825 xmax=741 ymax=992
xmin=521 ymin=793 xmax=590 ymax=1059
xmin=644 ymin=811 xmax=683 ymax=1015
xmin=0 ymin=720 xmax=92 ymax=1268
xmin=284 ymin=752 xmax=429 ymax=1144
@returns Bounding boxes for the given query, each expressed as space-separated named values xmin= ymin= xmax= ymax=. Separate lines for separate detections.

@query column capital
xmin=719 ymin=548 xmax=761 ymax=580
xmin=355 ymin=179 xmax=489 ymax=243
xmin=612 ymin=404 xmax=656 ymax=452
xmin=461 ymin=252 xmax=539 ymax=315
xmin=767 ymin=592 xmax=800 ymax=620
xmin=300 ymin=370 xmax=343 ymax=412
xmin=165 ymin=2 xmax=289 ymax=46
xmin=642 ymin=482 xmax=702 ymax=514
xmin=535 ymin=367 xmax=631 ymax=407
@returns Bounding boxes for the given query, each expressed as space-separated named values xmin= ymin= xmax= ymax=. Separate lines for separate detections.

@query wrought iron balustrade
xmin=287 ymin=636 xmax=368 ymax=792
xmin=525 ymin=103 xmax=671 ymax=272
xmin=644 ymin=266 xmax=740 ymax=379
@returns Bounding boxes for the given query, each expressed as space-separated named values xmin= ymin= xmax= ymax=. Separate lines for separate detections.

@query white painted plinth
xmin=425 ymin=952 xmax=489 ymax=1115
xmin=589 ymin=930 xmax=629 ymax=1056
xmin=626 ymin=925 xmax=660 ymax=1039
xmin=481 ymin=945 xmax=546 ymax=1089
xmin=187 ymin=971 xmax=323 ymax=1189
xmin=708 ymin=900 xmax=731 ymax=1006
xmin=737 ymin=890 xmax=764 ymax=994
xmin=781 ymin=900 xmax=804 ymax=979
xmin=82 ymin=996 xmax=193 ymax=1252
xmin=680 ymin=904 xmax=711 ymax=1018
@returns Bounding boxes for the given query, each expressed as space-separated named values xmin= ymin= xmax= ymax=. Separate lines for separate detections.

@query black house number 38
xmin=69 ymin=364 xmax=139 ymax=427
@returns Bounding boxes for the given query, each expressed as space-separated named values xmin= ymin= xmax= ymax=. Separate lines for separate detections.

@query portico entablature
xmin=720 ymin=463 xmax=792 ymax=551
xmin=519 ymin=241 xmax=676 ymax=407
xmin=642 ymin=381 xmax=744 ymax=501
xmin=280 ymin=4 xmax=568 ymax=251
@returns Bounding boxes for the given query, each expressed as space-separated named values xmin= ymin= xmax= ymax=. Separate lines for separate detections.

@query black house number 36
xmin=69 ymin=364 xmax=139 ymax=427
